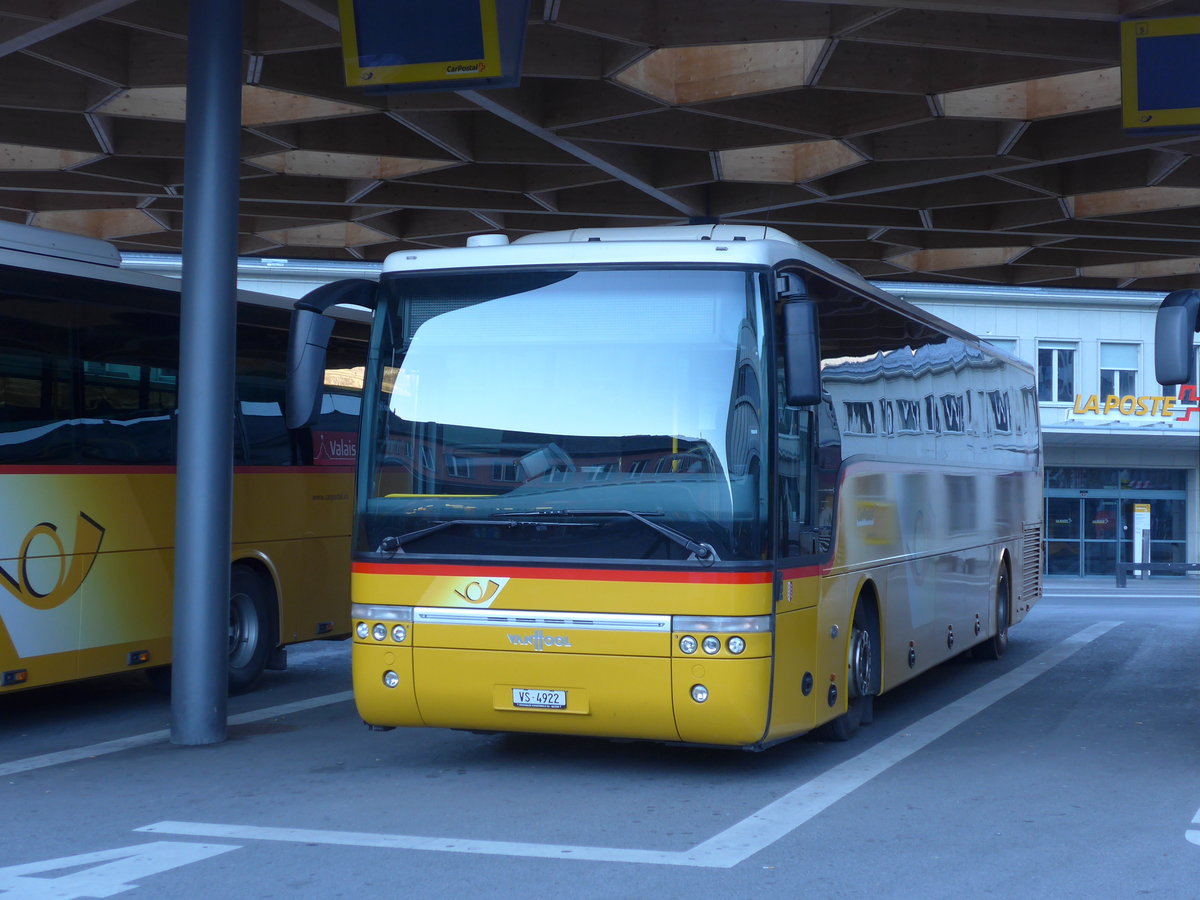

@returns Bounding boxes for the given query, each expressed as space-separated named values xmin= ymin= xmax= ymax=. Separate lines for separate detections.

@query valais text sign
xmin=312 ymin=431 xmax=358 ymax=466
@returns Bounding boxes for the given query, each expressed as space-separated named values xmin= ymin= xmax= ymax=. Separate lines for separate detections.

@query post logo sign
xmin=0 ymin=513 xmax=105 ymax=610
xmin=446 ymin=576 xmax=508 ymax=608
xmin=1072 ymin=384 xmax=1200 ymax=422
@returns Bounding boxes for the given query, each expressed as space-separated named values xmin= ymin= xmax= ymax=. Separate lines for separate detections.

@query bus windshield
xmin=357 ymin=267 xmax=770 ymax=563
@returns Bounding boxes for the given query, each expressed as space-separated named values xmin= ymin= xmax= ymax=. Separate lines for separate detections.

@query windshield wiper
xmin=492 ymin=509 xmax=719 ymax=564
xmin=377 ymin=516 xmax=596 ymax=553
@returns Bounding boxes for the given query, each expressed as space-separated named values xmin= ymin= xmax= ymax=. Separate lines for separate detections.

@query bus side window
xmin=77 ymin=303 xmax=178 ymax=464
xmin=235 ymin=319 xmax=293 ymax=466
xmin=236 ymin=374 xmax=291 ymax=466
xmin=814 ymin=393 xmax=841 ymax=553
xmin=777 ymin=398 xmax=814 ymax=558
xmin=0 ymin=341 xmax=75 ymax=463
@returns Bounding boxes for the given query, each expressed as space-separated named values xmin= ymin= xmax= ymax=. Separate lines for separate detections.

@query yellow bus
xmin=0 ymin=222 xmax=365 ymax=695
xmin=289 ymin=224 xmax=1043 ymax=748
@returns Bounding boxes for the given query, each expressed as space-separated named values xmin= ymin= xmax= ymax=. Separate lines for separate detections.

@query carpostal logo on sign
xmin=1072 ymin=385 xmax=1200 ymax=422
xmin=507 ymin=630 xmax=572 ymax=651
xmin=446 ymin=63 xmax=485 ymax=74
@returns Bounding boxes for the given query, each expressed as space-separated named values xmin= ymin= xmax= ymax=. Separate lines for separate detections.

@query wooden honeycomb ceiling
xmin=1 ymin=0 xmax=1198 ymax=289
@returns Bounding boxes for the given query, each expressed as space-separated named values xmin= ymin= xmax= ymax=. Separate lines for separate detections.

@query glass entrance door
xmin=1044 ymin=468 xmax=1189 ymax=578
xmin=1045 ymin=497 xmax=1081 ymax=576
xmin=1083 ymin=497 xmax=1119 ymax=576
xmin=1121 ymin=498 xmax=1188 ymax=572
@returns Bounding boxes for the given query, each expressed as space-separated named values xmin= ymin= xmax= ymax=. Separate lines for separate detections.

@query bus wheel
xmin=228 ymin=566 xmax=274 ymax=694
xmin=972 ymin=570 xmax=1010 ymax=661
xmin=817 ymin=602 xmax=878 ymax=741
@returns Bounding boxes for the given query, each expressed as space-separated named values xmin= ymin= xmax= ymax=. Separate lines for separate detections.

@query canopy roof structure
xmin=1 ymin=0 xmax=1198 ymax=289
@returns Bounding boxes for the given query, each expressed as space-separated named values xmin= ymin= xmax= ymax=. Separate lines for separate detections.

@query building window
xmin=987 ymin=390 xmax=1011 ymax=433
xmin=1099 ymin=342 xmax=1138 ymax=397
xmin=897 ymin=398 xmax=921 ymax=433
xmin=878 ymin=399 xmax=895 ymax=435
xmin=986 ymin=337 xmax=1020 ymax=359
xmin=844 ymin=401 xmax=875 ymax=434
xmin=940 ymin=393 xmax=964 ymax=433
xmin=1038 ymin=341 xmax=1076 ymax=403
xmin=445 ymin=454 xmax=473 ymax=477
xmin=923 ymin=394 xmax=940 ymax=432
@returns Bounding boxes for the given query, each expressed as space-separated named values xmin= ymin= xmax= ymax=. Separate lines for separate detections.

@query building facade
xmin=888 ymin=283 xmax=1199 ymax=579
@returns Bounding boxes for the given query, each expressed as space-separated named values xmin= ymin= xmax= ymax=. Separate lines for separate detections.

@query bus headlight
xmin=679 ymin=636 xmax=698 ymax=654
xmin=355 ymin=621 xmax=369 ymax=640
xmin=701 ymin=636 xmax=721 ymax=655
xmin=727 ymin=636 xmax=746 ymax=655
xmin=372 ymin=623 xmax=387 ymax=641
xmin=383 ymin=670 xmax=400 ymax=688
xmin=391 ymin=624 xmax=407 ymax=643
xmin=691 ymin=684 xmax=709 ymax=703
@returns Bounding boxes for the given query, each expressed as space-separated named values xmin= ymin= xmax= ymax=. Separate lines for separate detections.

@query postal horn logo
xmin=448 ymin=576 xmax=509 ymax=608
xmin=0 ymin=513 xmax=105 ymax=610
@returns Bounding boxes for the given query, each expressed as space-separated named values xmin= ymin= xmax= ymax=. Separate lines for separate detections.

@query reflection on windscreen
xmin=361 ymin=268 xmax=768 ymax=562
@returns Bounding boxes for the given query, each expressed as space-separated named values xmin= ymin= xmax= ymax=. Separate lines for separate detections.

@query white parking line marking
xmin=0 ymin=841 xmax=240 ymax=899
xmin=692 ymin=620 xmax=1120 ymax=866
xmin=137 ymin=821 xmax=688 ymax=866
xmin=0 ymin=691 xmax=353 ymax=778
xmin=140 ymin=621 xmax=1120 ymax=869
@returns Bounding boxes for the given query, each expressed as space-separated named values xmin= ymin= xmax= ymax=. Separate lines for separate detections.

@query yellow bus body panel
xmin=0 ymin=467 xmax=353 ymax=692
xmin=351 ymin=568 xmax=777 ymax=746
xmin=418 ymin=649 xmax=677 ymax=740
xmin=672 ymin=655 xmax=772 ymax=745
xmin=762 ymin=604 xmax=820 ymax=741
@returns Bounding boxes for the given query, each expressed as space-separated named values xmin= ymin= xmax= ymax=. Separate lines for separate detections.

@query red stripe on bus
xmin=233 ymin=466 xmax=354 ymax=474
xmin=352 ymin=562 xmax=773 ymax=585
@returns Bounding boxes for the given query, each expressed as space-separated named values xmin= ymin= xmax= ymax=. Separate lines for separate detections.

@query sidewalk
xmin=1043 ymin=575 xmax=1199 ymax=596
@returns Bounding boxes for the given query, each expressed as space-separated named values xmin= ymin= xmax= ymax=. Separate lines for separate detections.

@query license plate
xmin=512 ymin=688 xmax=566 ymax=709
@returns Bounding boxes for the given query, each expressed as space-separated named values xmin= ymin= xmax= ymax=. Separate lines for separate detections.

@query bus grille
xmin=1021 ymin=522 xmax=1042 ymax=601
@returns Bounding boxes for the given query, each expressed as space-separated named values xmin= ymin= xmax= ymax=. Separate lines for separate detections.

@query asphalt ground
xmin=2 ymin=576 xmax=1198 ymax=899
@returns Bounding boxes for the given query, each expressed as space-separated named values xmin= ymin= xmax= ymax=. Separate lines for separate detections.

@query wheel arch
xmin=230 ymin=551 xmax=281 ymax=648
xmin=996 ymin=550 xmax=1013 ymax=629
xmin=849 ymin=577 xmax=883 ymax=696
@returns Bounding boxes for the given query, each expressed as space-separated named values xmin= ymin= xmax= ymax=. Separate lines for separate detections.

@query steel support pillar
xmin=171 ymin=0 xmax=244 ymax=745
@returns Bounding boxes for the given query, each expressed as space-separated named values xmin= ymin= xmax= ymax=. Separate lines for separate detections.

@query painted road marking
xmin=0 ymin=841 xmax=240 ymax=899
xmin=0 ymin=691 xmax=353 ymax=778
xmin=1187 ymin=807 xmax=1200 ymax=847
xmin=140 ymin=621 xmax=1120 ymax=869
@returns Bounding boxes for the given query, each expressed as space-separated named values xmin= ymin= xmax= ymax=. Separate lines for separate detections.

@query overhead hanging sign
xmin=1121 ymin=15 xmax=1200 ymax=133
xmin=338 ymin=0 xmax=528 ymax=93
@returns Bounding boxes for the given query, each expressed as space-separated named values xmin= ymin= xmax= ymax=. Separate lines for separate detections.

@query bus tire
xmin=972 ymin=569 xmax=1010 ymax=661
xmin=817 ymin=598 xmax=879 ymax=742
xmin=227 ymin=565 xmax=275 ymax=694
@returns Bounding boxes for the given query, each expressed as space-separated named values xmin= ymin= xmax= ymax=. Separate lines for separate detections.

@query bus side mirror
xmin=783 ymin=300 xmax=821 ymax=406
xmin=286 ymin=309 xmax=336 ymax=430
xmin=1155 ymin=289 xmax=1200 ymax=386
xmin=285 ymin=278 xmax=377 ymax=430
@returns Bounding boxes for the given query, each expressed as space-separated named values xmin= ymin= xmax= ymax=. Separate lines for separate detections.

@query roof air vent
xmin=466 ymin=233 xmax=510 ymax=247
